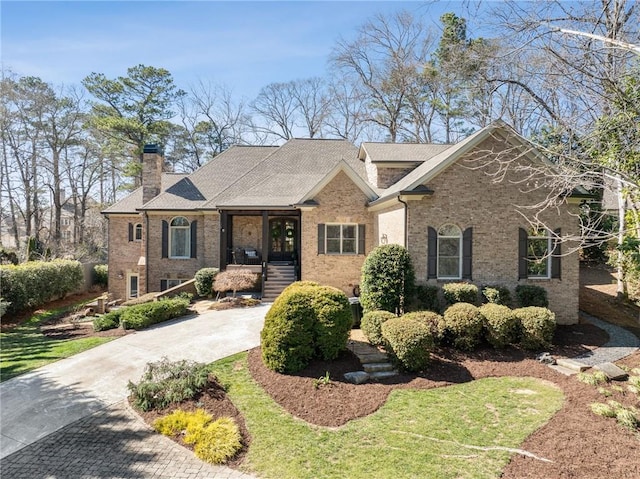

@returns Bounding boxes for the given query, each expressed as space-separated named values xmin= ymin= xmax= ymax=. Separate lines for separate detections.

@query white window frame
xmin=325 ymin=223 xmax=358 ymax=255
xmin=527 ymin=228 xmax=551 ymax=279
xmin=169 ymin=216 xmax=190 ymax=259
xmin=162 ymin=279 xmax=183 ymax=290
xmin=134 ymin=223 xmax=142 ymax=241
xmin=437 ymin=224 xmax=462 ymax=280
xmin=126 ymin=272 xmax=139 ymax=299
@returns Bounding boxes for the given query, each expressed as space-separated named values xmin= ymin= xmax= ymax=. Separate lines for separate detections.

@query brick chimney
xmin=142 ymin=144 xmax=163 ymax=204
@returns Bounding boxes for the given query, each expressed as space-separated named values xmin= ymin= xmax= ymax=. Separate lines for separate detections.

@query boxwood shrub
xmin=120 ymin=297 xmax=191 ymax=330
xmin=194 ymin=267 xmax=220 ymax=297
xmin=482 ymin=285 xmax=512 ymax=306
xmin=260 ymin=282 xmax=352 ymax=373
xmin=514 ymin=306 xmax=556 ymax=350
xmin=442 ymin=302 xmax=484 ymax=351
xmin=0 ymin=259 xmax=83 ymax=315
xmin=401 ymin=310 xmax=445 ymax=343
xmin=361 ymin=310 xmax=397 ymax=346
xmin=442 ymin=282 xmax=479 ymax=305
xmin=515 ymin=284 xmax=549 ymax=307
xmin=93 ymin=309 xmax=123 ymax=331
xmin=479 ymin=303 xmax=519 ymax=348
xmin=412 ymin=284 xmax=440 ymax=312
xmin=381 ymin=317 xmax=433 ymax=372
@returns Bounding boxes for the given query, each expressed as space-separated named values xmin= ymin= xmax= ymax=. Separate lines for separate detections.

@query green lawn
xmin=212 ymin=353 xmax=564 ymax=479
xmin=1 ymin=305 xmax=114 ymax=381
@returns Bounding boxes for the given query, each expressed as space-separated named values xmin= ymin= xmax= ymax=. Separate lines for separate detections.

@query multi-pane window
xmin=437 ymin=224 xmax=462 ymax=279
xmin=326 ymin=224 xmax=357 ymax=254
xmin=134 ymin=223 xmax=142 ymax=241
xmin=169 ymin=216 xmax=190 ymax=258
xmin=527 ymin=228 xmax=551 ymax=278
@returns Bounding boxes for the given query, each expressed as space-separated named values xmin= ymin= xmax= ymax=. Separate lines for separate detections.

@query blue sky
xmin=1 ymin=1 xmax=476 ymax=100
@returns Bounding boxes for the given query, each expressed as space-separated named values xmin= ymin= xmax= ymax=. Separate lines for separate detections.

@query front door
xmin=268 ymin=217 xmax=297 ymax=262
xmin=127 ymin=273 xmax=139 ymax=299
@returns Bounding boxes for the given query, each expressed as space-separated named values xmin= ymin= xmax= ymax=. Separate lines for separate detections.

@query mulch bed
xmin=40 ymin=321 xmax=129 ymax=339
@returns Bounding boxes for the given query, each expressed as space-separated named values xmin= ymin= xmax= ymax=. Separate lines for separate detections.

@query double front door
xmin=268 ymin=217 xmax=297 ymax=262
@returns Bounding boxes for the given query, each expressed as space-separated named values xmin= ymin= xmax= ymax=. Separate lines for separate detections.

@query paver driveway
xmin=0 ymin=304 xmax=268 ymax=477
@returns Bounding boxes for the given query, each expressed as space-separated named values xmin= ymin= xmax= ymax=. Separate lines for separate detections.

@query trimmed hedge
xmin=381 ymin=317 xmax=433 ymax=372
xmin=479 ymin=303 xmax=518 ymax=348
xmin=260 ymin=282 xmax=352 ymax=373
xmin=482 ymin=285 xmax=512 ymax=306
xmin=412 ymin=284 xmax=440 ymax=312
xmin=401 ymin=311 xmax=445 ymax=342
xmin=515 ymin=284 xmax=549 ymax=307
xmin=0 ymin=260 xmax=83 ymax=315
xmin=120 ymin=297 xmax=191 ymax=330
xmin=442 ymin=282 xmax=479 ymax=305
xmin=361 ymin=310 xmax=397 ymax=346
xmin=360 ymin=244 xmax=415 ymax=314
xmin=514 ymin=307 xmax=556 ymax=350
xmin=195 ymin=268 xmax=219 ymax=297
xmin=93 ymin=309 xmax=122 ymax=331
xmin=442 ymin=302 xmax=484 ymax=351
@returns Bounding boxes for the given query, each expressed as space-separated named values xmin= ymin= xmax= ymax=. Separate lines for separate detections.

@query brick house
xmin=102 ymin=121 xmax=583 ymax=323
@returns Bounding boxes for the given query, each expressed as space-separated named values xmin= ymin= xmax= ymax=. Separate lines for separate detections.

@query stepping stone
xmin=363 ymin=362 xmax=394 ymax=373
xmin=357 ymin=352 xmax=390 ymax=364
xmin=556 ymin=358 xmax=590 ymax=372
xmin=593 ymin=362 xmax=629 ymax=381
xmin=548 ymin=364 xmax=578 ymax=376
xmin=344 ymin=371 xmax=370 ymax=384
xmin=370 ymin=370 xmax=398 ymax=380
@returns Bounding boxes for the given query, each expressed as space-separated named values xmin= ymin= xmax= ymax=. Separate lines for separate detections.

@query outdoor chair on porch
xmin=233 ymin=247 xmax=262 ymax=265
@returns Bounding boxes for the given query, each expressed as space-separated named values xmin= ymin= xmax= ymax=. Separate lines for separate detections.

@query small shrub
xmin=93 ymin=264 xmax=108 ymax=287
xmin=514 ymin=307 xmax=556 ymax=350
xmin=577 ymin=371 xmax=609 ymax=386
xmin=598 ymin=387 xmax=612 ymax=397
xmin=442 ymin=302 xmax=484 ymax=351
xmin=120 ymin=297 xmax=190 ymax=330
xmin=313 ymin=371 xmax=332 ymax=389
xmin=482 ymin=285 xmax=511 ymax=306
xmin=381 ymin=317 xmax=433 ymax=372
xmin=187 ymin=417 xmax=242 ymax=464
xmin=515 ymin=284 xmax=549 ymax=307
xmin=479 ymin=303 xmax=518 ymax=348
xmin=360 ymin=244 xmax=415 ymax=314
xmin=412 ymin=285 xmax=440 ymax=312
xmin=361 ymin=310 xmax=397 ymax=346
xmin=93 ymin=309 xmax=122 ymax=331
xmin=154 ymin=409 xmax=212 ymax=436
xmin=195 ymin=267 xmax=219 ymax=297
xmin=442 ymin=282 xmax=479 ymax=305
xmin=401 ymin=311 xmax=445 ymax=342
xmin=590 ymin=402 xmax=616 ymax=418
xmin=127 ymin=358 xmax=210 ymax=411
xmin=615 ymin=408 xmax=639 ymax=431
xmin=628 ymin=375 xmax=640 ymax=389
xmin=311 ymin=285 xmax=353 ymax=361
xmin=214 ymin=269 xmax=257 ymax=298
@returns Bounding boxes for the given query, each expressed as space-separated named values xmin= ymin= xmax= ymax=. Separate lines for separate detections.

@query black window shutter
xmin=358 ymin=224 xmax=366 ymax=255
xmin=551 ymin=228 xmax=561 ymax=279
xmin=318 ymin=224 xmax=325 ymax=254
xmin=161 ymin=220 xmax=169 ymax=258
xmin=427 ymin=226 xmax=437 ymax=279
xmin=128 ymin=223 xmax=133 ymax=242
xmin=160 ymin=279 xmax=167 ymax=291
xmin=462 ymin=227 xmax=473 ymax=280
xmin=190 ymin=220 xmax=198 ymax=258
xmin=518 ymin=227 xmax=528 ymax=279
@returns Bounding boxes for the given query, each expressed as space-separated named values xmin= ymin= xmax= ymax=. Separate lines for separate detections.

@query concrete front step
xmin=556 ymin=358 xmax=590 ymax=372
xmin=363 ymin=362 xmax=395 ymax=373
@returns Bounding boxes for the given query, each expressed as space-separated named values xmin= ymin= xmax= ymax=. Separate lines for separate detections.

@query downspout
xmin=397 ymin=195 xmax=408 ymax=248
xmin=144 ymin=211 xmax=149 ymax=295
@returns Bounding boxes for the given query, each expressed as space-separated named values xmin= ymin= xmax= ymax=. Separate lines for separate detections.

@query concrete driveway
xmin=0 ymin=303 xmax=268 ymax=459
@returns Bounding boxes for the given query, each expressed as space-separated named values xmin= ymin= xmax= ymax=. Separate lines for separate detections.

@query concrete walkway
xmin=0 ymin=303 xmax=268 ymax=477
xmin=574 ymin=312 xmax=640 ymax=365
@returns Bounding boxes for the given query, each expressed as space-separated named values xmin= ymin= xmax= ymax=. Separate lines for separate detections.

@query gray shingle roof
xmin=360 ymin=142 xmax=452 ymax=163
xmin=101 ymin=173 xmax=187 ymax=214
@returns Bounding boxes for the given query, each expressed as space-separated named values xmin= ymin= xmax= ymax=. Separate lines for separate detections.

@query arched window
xmin=437 ymin=224 xmax=462 ymax=279
xmin=134 ymin=223 xmax=142 ymax=241
xmin=169 ymin=216 xmax=190 ymax=258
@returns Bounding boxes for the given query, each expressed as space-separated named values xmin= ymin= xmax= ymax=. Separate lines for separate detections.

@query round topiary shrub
xmin=479 ymin=303 xmax=518 ymax=348
xmin=260 ymin=286 xmax=317 ymax=373
xmin=402 ymin=311 xmax=445 ymax=343
xmin=381 ymin=317 xmax=433 ymax=372
xmin=360 ymin=244 xmax=415 ymax=314
xmin=442 ymin=282 xmax=479 ymax=305
xmin=514 ymin=306 xmax=556 ymax=350
xmin=515 ymin=284 xmax=548 ymax=307
xmin=195 ymin=268 xmax=220 ymax=297
xmin=361 ymin=310 xmax=397 ymax=346
xmin=442 ymin=302 xmax=484 ymax=351
xmin=311 ymin=285 xmax=353 ymax=361
xmin=482 ymin=285 xmax=512 ymax=306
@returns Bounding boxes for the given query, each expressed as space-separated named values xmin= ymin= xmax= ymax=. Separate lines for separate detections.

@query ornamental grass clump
xmin=381 ymin=317 xmax=433 ymax=372
xmin=577 ymin=371 xmax=609 ymax=386
xmin=479 ymin=303 xmax=519 ymax=348
xmin=514 ymin=307 xmax=556 ymax=350
xmin=128 ymin=358 xmax=210 ymax=411
xmin=442 ymin=302 xmax=484 ymax=351
xmin=361 ymin=310 xmax=397 ymax=346
xmin=442 ymin=282 xmax=479 ymax=305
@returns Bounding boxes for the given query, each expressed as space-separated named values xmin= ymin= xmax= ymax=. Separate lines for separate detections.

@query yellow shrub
xmin=153 ymin=409 xmax=212 ymax=436
xmin=191 ymin=417 xmax=242 ymax=464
